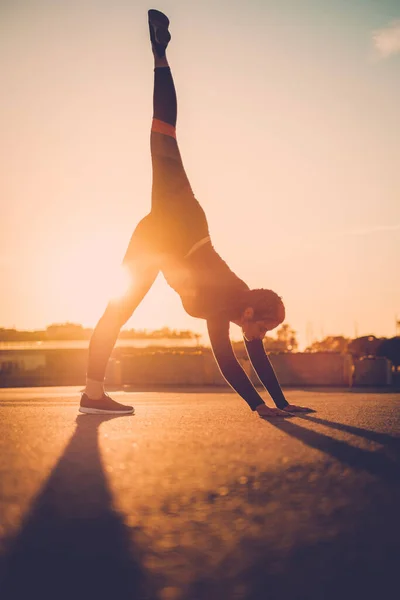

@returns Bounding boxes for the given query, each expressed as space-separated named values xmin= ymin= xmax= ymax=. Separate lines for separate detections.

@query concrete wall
xmin=0 ymin=349 xmax=88 ymax=387
xmin=0 ymin=349 xmax=395 ymax=388
xmin=247 ymin=353 xmax=354 ymax=387
xmin=120 ymin=352 xmax=227 ymax=386
xmin=353 ymin=357 xmax=393 ymax=386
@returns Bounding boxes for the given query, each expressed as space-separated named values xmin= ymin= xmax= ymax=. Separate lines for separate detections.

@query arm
xmin=207 ymin=318 xmax=265 ymax=411
xmin=244 ymin=338 xmax=289 ymax=409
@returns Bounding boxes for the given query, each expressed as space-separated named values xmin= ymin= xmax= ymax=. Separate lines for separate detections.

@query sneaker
xmin=79 ymin=393 xmax=135 ymax=415
xmin=148 ymin=9 xmax=171 ymax=57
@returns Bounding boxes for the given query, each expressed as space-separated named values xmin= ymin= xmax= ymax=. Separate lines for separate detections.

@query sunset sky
xmin=1 ymin=0 xmax=399 ymax=348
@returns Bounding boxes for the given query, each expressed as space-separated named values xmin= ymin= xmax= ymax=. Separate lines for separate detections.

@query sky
xmin=1 ymin=0 xmax=399 ymax=349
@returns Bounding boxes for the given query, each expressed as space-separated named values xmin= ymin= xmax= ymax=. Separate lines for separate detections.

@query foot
xmin=148 ymin=9 xmax=171 ymax=57
xmin=79 ymin=393 xmax=134 ymax=415
xmin=283 ymin=404 xmax=316 ymax=414
xmin=256 ymin=404 xmax=294 ymax=419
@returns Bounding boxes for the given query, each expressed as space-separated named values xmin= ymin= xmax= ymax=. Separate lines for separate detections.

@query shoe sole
xmin=79 ymin=407 xmax=135 ymax=415
xmin=148 ymin=9 xmax=171 ymax=48
xmin=148 ymin=9 xmax=170 ymax=27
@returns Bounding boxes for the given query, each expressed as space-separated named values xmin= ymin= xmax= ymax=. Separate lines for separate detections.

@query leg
xmin=151 ymin=66 xmax=192 ymax=209
xmin=82 ymin=216 xmax=160 ymax=413
xmin=86 ymin=263 xmax=159 ymax=382
xmin=149 ymin=12 xmax=209 ymax=255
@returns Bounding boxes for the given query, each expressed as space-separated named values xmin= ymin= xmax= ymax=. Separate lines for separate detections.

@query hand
xmin=256 ymin=404 xmax=294 ymax=418
xmin=283 ymin=404 xmax=316 ymax=414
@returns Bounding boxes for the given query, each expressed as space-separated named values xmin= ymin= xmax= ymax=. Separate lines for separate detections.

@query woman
xmin=80 ymin=10 xmax=313 ymax=418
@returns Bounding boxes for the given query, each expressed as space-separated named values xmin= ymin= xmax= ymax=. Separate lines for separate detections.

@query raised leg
xmin=148 ymin=11 xmax=209 ymax=255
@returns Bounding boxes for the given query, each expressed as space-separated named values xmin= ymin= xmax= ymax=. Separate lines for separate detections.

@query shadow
xmin=122 ymin=384 xmax=230 ymax=394
xmin=267 ymin=418 xmax=400 ymax=482
xmin=298 ymin=414 xmax=400 ymax=449
xmin=241 ymin=523 xmax=399 ymax=600
xmin=0 ymin=414 xmax=148 ymax=600
xmin=120 ymin=384 xmax=400 ymax=395
xmin=291 ymin=386 xmax=400 ymax=394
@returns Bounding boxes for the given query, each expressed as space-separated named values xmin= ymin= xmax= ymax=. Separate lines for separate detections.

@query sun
xmin=49 ymin=235 xmax=135 ymax=325
xmin=108 ymin=264 xmax=132 ymax=301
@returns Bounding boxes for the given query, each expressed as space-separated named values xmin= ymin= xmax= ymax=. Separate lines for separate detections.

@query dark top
xmin=162 ymin=242 xmax=249 ymax=320
xmin=161 ymin=242 xmax=288 ymax=411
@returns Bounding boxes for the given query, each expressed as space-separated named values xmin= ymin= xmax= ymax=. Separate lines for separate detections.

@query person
xmin=79 ymin=9 xmax=314 ymax=418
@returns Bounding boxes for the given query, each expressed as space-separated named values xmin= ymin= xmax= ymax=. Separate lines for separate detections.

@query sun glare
xmin=48 ymin=236 xmax=136 ymax=325
xmin=109 ymin=265 xmax=132 ymax=301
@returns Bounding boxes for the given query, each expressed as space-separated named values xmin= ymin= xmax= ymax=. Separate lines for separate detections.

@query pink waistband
xmin=151 ymin=118 xmax=176 ymax=139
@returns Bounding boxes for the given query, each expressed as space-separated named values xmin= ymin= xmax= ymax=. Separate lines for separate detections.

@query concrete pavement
xmin=0 ymin=387 xmax=399 ymax=600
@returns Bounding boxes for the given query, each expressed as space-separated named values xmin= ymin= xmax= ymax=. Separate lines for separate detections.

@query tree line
xmin=305 ymin=335 xmax=400 ymax=368
xmin=1 ymin=323 xmax=398 ymax=367
xmin=0 ymin=323 xmax=200 ymax=341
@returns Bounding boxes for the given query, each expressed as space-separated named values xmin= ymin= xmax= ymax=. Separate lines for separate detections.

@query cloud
xmin=372 ymin=20 xmax=400 ymax=59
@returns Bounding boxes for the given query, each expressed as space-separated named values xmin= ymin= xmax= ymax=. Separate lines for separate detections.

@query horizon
xmin=1 ymin=0 xmax=399 ymax=350
xmin=1 ymin=320 xmax=398 ymax=350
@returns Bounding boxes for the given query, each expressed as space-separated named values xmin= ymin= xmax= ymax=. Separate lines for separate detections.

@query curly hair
xmin=242 ymin=288 xmax=285 ymax=323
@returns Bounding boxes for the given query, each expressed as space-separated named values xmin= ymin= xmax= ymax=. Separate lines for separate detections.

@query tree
xmin=232 ymin=324 xmax=298 ymax=357
xmin=347 ymin=336 xmax=382 ymax=359
xmin=262 ymin=324 xmax=298 ymax=353
xmin=305 ymin=335 xmax=350 ymax=353
xmin=377 ymin=337 xmax=400 ymax=368
xmin=275 ymin=324 xmax=298 ymax=352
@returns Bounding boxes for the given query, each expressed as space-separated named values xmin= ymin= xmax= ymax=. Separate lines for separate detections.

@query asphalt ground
xmin=0 ymin=387 xmax=399 ymax=600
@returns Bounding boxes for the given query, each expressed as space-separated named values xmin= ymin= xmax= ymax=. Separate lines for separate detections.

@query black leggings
xmin=87 ymin=67 xmax=208 ymax=381
xmin=125 ymin=67 xmax=209 ymax=261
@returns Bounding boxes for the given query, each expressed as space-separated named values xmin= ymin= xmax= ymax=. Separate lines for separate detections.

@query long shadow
xmin=298 ymin=414 xmax=400 ymax=449
xmin=267 ymin=417 xmax=400 ymax=482
xmin=292 ymin=386 xmax=400 ymax=394
xmin=0 ymin=415 xmax=148 ymax=600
